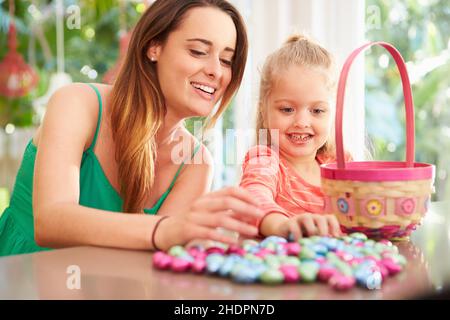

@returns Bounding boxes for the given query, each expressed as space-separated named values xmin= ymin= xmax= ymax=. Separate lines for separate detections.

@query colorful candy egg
xmin=260 ymin=268 xmax=284 ymax=285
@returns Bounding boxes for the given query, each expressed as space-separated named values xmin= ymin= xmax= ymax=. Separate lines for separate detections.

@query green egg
xmin=282 ymin=256 xmax=301 ymax=267
xmin=326 ymin=252 xmax=340 ymax=263
xmin=349 ymin=232 xmax=368 ymax=241
xmin=299 ymin=246 xmax=316 ymax=260
xmin=309 ymin=236 xmax=321 ymax=243
xmin=298 ymin=262 xmax=319 ymax=283
xmin=168 ymin=245 xmax=185 ymax=257
xmin=333 ymin=260 xmax=353 ymax=277
xmin=263 ymin=242 xmax=277 ymax=251
xmin=298 ymin=238 xmax=313 ymax=246
xmin=264 ymin=254 xmax=281 ymax=268
xmin=260 ymin=269 xmax=284 ymax=285
xmin=245 ymin=253 xmax=263 ymax=264
xmin=341 ymin=236 xmax=353 ymax=243
xmin=365 ymin=239 xmax=376 ymax=247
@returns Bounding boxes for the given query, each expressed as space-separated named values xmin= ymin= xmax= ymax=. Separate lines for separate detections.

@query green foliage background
xmin=365 ymin=0 xmax=450 ymax=200
xmin=1 ymin=0 xmax=449 ymax=199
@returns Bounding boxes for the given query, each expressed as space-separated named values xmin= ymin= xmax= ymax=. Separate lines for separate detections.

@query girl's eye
xmin=312 ymin=108 xmax=326 ymax=114
xmin=190 ymin=49 xmax=207 ymax=56
xmin=280 ymin=107 xmax=295 ymax=113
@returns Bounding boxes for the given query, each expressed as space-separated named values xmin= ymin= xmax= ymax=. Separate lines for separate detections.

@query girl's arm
xmin=33 ymin=85 xmax=262 ymax=250
xmin=258 ymin=213 xmax=289 ymax=237
xmin=239 ymin=146 xmax=290 ymax=236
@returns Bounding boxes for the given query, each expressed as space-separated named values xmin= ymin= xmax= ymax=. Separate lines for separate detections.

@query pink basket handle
xmin=335 ymin=42 xmax=415 ymax=169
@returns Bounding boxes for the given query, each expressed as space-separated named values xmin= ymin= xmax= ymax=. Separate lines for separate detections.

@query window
xmin=365 ymin=0 xmax=450 ymax=201
xmin=205 ymin=0 xmax=366 ymax=189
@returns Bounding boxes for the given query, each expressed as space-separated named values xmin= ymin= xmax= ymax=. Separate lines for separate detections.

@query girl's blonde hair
xmin=256 ymin=34 xmax=336 ymax=158
xmin=110 ymin=0 xmax=248 ymax=213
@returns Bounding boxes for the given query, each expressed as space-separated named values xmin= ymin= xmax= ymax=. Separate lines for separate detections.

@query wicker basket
xmin=321 ymin=42 xmax=435 ymax=241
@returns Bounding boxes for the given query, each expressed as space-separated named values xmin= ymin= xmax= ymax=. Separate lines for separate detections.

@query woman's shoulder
xmin=46 ymin=82 xmax=111 ymax=118
xmin=34 ymin=83 xmax=111 ymax=149
xmin=50 ymin=82 xmax=111 ymax=99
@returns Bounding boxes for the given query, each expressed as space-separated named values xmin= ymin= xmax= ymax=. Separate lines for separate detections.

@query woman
xmin=0 ymin=0 xmax=262 ymax=256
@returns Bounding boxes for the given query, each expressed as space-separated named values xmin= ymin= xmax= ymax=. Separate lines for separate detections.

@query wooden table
xmin=1 ymin=202 xmax=449 ymax=300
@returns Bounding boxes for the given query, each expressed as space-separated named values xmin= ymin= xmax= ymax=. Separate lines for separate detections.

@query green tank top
xmin=0 ymin=83 xmax=200 ymax=256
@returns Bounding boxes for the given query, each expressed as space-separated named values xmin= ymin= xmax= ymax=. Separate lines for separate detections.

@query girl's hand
xmin=279 ymin=213 xmax=342 ymax=241
xmin=155 ymin=187 xmax=263 ymax=251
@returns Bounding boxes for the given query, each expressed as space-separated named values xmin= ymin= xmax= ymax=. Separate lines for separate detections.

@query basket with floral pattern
xmin=321 ymin=42 xmax=435 ymax=240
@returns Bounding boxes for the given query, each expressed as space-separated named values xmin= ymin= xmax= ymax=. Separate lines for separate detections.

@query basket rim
xmin=321 ymin=161 xmax=434 ymax=181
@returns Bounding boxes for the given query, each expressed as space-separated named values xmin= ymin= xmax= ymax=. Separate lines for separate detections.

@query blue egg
xmin=312 ymin=244 xmax=328 ymax=256
xmin=321 ymin=238 xmax=339 ymax=251
xmin=260 ymin=236 xmax=287 ymax=247
xmin=218 ymin=256 xmax=237 ymax=277
xmin=232 ymin=265 xmax=259 ymax=283
xmin=206 ymin=254 xmax=225 ymax=274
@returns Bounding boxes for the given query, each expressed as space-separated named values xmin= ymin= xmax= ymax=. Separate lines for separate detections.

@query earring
xmin=151 ymin=56 xmax=156 ymax=62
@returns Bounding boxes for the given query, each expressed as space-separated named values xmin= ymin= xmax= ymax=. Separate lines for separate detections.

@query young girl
xmin=240 ymin=35 xmax=351 ymax=240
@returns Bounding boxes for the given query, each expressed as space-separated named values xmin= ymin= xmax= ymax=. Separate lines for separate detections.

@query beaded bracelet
xmin=152 ymin=216 xmax=170 ymax=251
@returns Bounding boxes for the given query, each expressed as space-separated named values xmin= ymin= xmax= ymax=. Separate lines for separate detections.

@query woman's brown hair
xmin=109 ymin=0 xmax=248 ymax=213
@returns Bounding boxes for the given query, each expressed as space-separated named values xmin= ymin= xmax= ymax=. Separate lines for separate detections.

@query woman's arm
xmin=33 ymin=84 xmax=156 ymax=249
xmin=156 ymin=143 xmax=214 ymax=217
xmin=33 ymin=84 xmax=262 ymax=250
xmin=158 ymin=144 xmax=261 ymax=239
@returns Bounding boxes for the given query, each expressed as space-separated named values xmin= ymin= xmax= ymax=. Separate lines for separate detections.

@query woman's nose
xmin=204 ymin=56 xmax=222 ymax=79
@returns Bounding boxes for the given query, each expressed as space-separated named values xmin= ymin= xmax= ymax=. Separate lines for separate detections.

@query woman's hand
xmin=278 ymin=213 xmax=342 ymax=241
xmin=154 ymin=187 xmax=263 ymax=251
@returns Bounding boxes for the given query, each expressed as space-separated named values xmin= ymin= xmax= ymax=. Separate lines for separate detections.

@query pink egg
xmin=329 ymin=274 xmax=356 ymax=291
xmin=279 ymin=265 xmax=300 ymax=283
xmin=318 ymin=266 xmax=338 ymax=282
xmin=255 ymin=248 xmax=273 ymax=258
xmin=375 ymin=261 xmax=389 ymax=280
xmin=226 ymin=245 xmax=246 ymax=256
xmin=315 ymin=257 xmax=326 ymax=265
xmin=187 ymin=247 xmax=202 ymax=258
xmin=381 ymin=258 xmax=402 ymax=275
xmin=336 ymin=250 xmax=353 ymax=262
xmin=206 ymin=247 xmax=226 ymax=255
xmin=349 ymin=257 xmax=364 ymax=266
xmin=192 ymin=259 xmax=207 ymax=273
xmin=152 ymin=252 xmax=173 ymax=270
xmin=195 ymin=251 xmax=207 ymax=260
xmin=285 ymin=242 xmax=301 ymax=256
xmin=171 ymin=257 xmax=192 ymax=272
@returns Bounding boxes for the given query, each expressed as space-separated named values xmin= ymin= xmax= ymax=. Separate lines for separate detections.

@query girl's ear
xmin=147 ymin=41 xmax=162 ymax=62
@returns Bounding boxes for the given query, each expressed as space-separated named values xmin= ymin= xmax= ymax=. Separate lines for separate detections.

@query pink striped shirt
xmin=239 ymin=145 xmax=347 ymax=226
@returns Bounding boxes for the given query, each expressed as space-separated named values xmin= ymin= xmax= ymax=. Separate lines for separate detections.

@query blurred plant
xmin=0 ymin=0 xmax=142 ymax=127
xmin=365 ymin=0 xmax=450 ymax=201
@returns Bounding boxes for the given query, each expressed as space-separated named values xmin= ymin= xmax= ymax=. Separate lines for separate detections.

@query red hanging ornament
xmin=0 ymin=0 xmax=39 ymax=98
